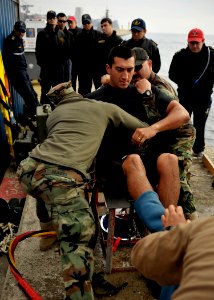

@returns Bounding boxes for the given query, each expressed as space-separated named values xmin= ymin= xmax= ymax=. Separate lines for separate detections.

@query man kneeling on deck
xmin=16 ymin=81 xmax=159 ymax=300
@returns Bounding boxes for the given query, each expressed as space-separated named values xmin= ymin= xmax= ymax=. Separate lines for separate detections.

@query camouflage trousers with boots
xmin=170 ymin=123 xmax=198 ymax=217
xmin=17 ymin=157 xmax=95 ymax=300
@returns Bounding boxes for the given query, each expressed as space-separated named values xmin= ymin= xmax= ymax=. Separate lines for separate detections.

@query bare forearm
xmin=132 ymin=100 xmax=190 ymax=144
xmin=151 ymin=100 xmax=190 ymax=133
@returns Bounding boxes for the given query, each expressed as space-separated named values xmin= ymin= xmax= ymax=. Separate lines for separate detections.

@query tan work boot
xmin=185 ymin=211 xmax=199 ymax=221
xmin=40 ymin=221 xmax=58 ymax=251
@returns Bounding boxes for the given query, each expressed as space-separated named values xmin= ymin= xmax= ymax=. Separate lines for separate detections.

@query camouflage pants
xmin=17 ymin=157 xmax=95 ymax=300
xmin=170 ymin=123 xmax=196 ymax=214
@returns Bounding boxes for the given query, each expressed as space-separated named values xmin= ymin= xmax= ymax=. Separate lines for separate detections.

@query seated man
xmin=131 ymin=204 xmax=214 ymax=300
xmin=86 ymin=46 xmax=190 ymax=209
xmin=100 ymin=47 xmax=197 ymax=219
xmin=95 ymin=124 xmax=180 ymax=209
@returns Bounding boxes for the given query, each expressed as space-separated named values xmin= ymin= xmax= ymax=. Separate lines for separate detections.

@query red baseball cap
xmin=67 ymin=16 xmax=76 ymax=22
xmin=188 ymin=28 xmax=204 ymax=42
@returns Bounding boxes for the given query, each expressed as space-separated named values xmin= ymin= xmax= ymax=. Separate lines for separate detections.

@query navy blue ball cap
xmin=131 ymin=18 xmax=146 ymax=31
xmin=14 ymin=20 xmax=26 ymax=32
xmin=82 ymin=14 xmax=92 ymax=24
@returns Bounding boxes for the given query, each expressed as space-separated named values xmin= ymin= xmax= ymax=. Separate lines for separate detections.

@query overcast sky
xmin=23 ymin=0 xmax=214 ymax=35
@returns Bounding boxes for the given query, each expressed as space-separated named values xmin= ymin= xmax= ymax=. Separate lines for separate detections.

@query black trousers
xmin=77 ymin=66 xmax=101 ymax=96
xmin=180 ymin=95 xmax=212 ymax=153
xmin=10 ymin=69 xmax=39 ymax=117
xmin=40 ymin=60 xmax=71 ymax=104
xmin=71 ymin=60 xmax=78 ymax=92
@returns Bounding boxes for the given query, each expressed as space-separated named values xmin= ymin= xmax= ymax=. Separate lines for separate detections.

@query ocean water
xmin=123 ymin=33 xmax=214 ymax=148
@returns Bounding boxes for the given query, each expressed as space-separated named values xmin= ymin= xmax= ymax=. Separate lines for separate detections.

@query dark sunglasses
xmin=67 ymin=21 xmax=73 ymax=24
xmin=135 ymin=59 xmax=149 ymax=72
xmin=135 ymin=64 xmax=143 ymax=72
xmin=58 ymin=20 xmax=67 ymax=23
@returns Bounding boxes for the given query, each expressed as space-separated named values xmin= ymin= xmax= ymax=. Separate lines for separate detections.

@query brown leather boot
xmin=39 ymin=221 xmax=57 ymax=251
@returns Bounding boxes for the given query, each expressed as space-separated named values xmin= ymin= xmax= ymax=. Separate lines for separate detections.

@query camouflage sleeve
xmin=153 ymin=76 xmax=178 ymax=100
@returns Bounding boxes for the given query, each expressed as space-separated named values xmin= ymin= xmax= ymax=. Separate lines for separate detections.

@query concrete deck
xmin=1 ymin=146 xmax=214 ymax=300
xmin=0 ymin=196 xmax=64 ymax=300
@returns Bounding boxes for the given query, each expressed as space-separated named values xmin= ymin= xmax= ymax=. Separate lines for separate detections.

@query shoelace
xmin=0 ymin=222 xmax=18 ymax=253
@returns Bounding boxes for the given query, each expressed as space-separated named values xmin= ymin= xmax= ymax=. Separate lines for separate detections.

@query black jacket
xmin=3 ymin=31 xmax=27 ymax=75
xmin=96 ymin=31 xmax=123 ymax=75
xmin=169 ymin=44 xmax=214 ymax=99
xmin=75 ymin=27 xmax=101 ymax=67
xmin=68 ymin=27 xmax=82 ymax=63
xmin=36 ymin=24 xmax=74 ymax=67
xmin=68 ymin=26 xmax=82 ymax=39
xmin=57 ymin=27 xmax=74 ymax=61
xmin=123 ymin=37 xmax=161 ymax=73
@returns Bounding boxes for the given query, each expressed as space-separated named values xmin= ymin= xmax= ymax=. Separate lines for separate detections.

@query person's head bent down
xmin=131 ymin=18 xmax=147 ymax=41
xmin=187 ymin=28 xmax=205 ymax=53
xmin=132 ymin=47 xmax=153 ymax=82
xmin=106 ymin=46 xmax=136 ymax=89
xmin=46 ymin=81 xmax=74 ymax=106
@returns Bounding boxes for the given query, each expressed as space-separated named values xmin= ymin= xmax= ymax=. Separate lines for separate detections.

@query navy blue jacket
xmin=123 ymin=37 xmax=161 ymax=73
xmin=3 ymin=31 xmax=27 ymax=75
xmin=96 ymin=31 xmax=123 ymax=75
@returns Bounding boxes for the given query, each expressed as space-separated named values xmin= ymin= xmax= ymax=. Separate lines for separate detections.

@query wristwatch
xmin=141 ymin=90 xmax=153 ymax=97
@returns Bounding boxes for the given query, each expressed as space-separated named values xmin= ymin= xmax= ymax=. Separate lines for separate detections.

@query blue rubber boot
xmin=134 ymin=191 xmax=165 ymax=232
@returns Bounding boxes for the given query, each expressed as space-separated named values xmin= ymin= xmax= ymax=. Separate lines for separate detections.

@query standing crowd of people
xmin=2 ymin=10 xmax=214 ymax=300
